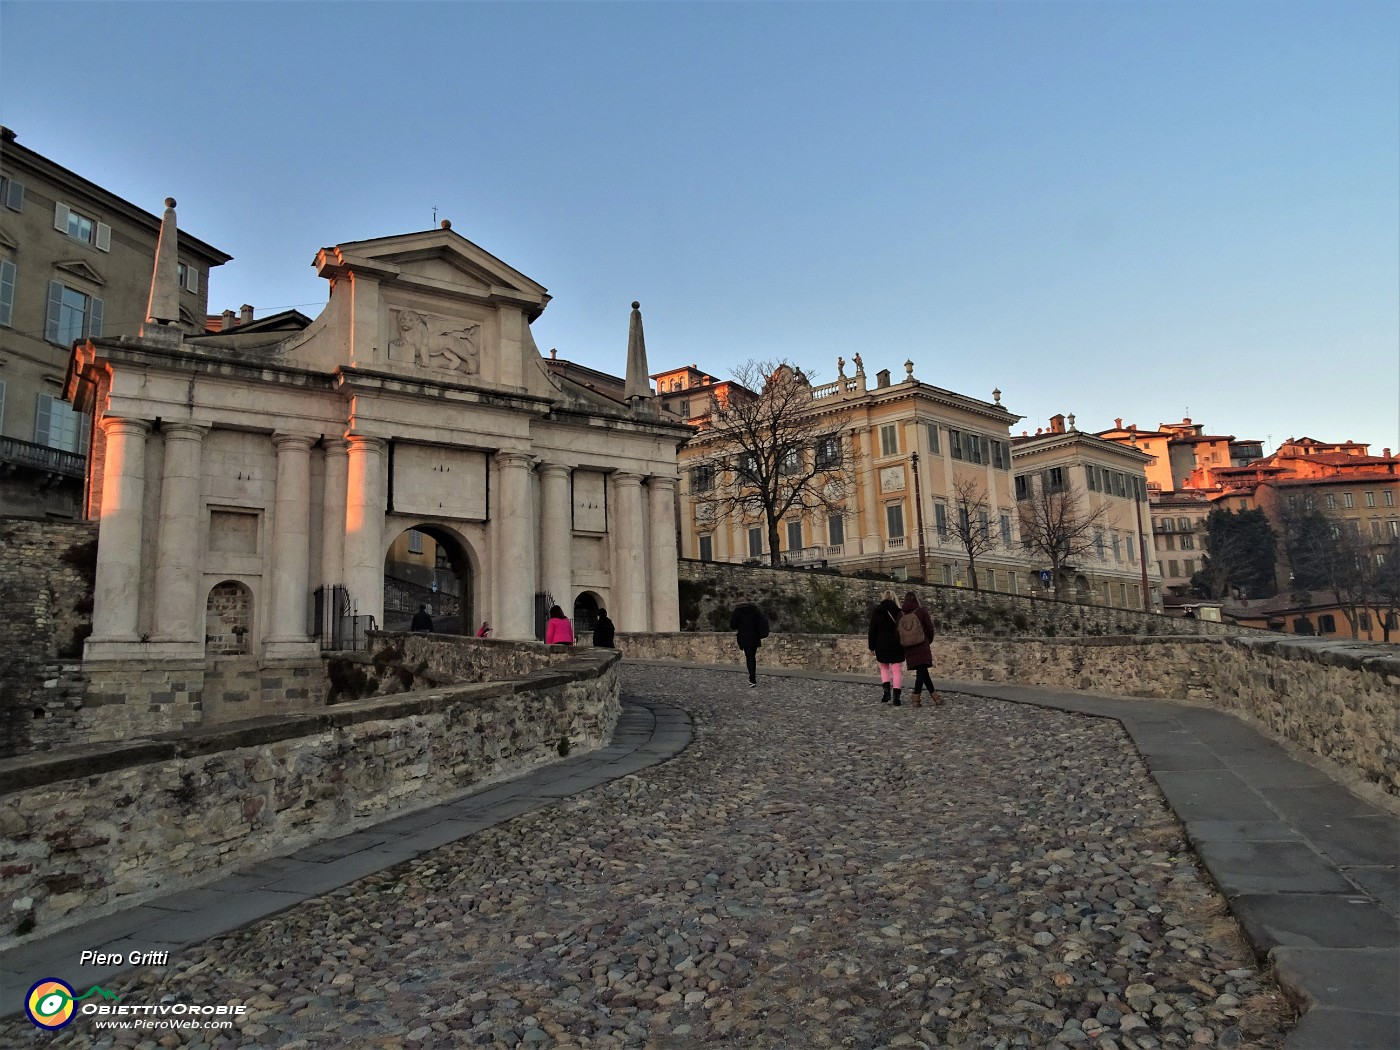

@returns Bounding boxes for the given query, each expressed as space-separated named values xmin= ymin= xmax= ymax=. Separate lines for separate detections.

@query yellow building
xmin=1010 ymin=414 xmax=1160 ymax=610
xmin=664 ymin=359 xmax=1031 ymax=590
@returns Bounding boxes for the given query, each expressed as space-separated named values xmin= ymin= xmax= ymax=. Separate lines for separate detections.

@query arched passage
xmin=383 ymin=524 xmax=476 ymax=634
xmin=205 ymin=580 xmax=253 ymax=656
xmin=573 ymin=590 xmax=601 ymax=636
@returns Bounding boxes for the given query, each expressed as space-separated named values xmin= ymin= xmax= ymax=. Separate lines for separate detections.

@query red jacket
xmin=545 ymin=617 xmax=575 ymax=645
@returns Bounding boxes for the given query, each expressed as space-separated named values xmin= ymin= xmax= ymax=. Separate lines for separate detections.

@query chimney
xmin=1050 ymin=413 xmax=1065 ymax=434
xmin=221 ymin=309 xmax=237 ymax=330
xmin=240 ymin=304 xmax=254 ymax=326
xmin=1385 ymin=448 xmax=1392 ymax=458
xmin=876 ymin=368 xmax=891 ymax=388
xmin=1115 ymin=417 xmax=1123 ymax=429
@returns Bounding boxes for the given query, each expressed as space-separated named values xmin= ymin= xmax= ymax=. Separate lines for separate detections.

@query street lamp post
xmin=911 ymin=451 xmax=928 ymax=582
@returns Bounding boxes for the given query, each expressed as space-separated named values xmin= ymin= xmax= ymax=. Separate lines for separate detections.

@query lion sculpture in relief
xmin=389 ymin=309 xmax=481 ymax=376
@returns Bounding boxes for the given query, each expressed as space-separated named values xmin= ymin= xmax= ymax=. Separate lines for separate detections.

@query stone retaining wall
xmin=677 ymin=560 xmax=1247 ymax=639
xmin=0 ymin=644 xmax=620 ymax=949
xmin=0 ymin=518 xmax=97 ymax=757
xmin=620 ymin=631 xmax=1400 ymax=796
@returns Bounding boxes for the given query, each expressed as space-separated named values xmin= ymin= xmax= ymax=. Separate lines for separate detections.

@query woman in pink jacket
xmin=544 ymin=605 xmax=575 ymax=645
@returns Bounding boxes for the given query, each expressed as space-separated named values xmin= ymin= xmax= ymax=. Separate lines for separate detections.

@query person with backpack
xmin=729 ymin=595 xmax=769 ymax=687
xmin=867 ymin=589 xmax=905 ymax=706
xmin=899 ymin=591 xmax=942 ymax=707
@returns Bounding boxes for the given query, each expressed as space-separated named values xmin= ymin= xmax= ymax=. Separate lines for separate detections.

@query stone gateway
xmin=65 ymin=212 xmax=688 ymax=740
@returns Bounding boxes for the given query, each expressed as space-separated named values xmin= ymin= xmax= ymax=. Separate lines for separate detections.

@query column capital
xmin=612 ymin=471 xmax=644 ymax=487
xmin=345 ymin=433 xmax=387 ymax=455
xmin=160 ymin=421 xmax=208 ymax=441
xmin=321 ymin=436 xmax=349 ymax=456
xmin=538 ymin=461 xmax=572 ymax=480
xmin=272 ymin=432 xmax=317 ymax=452
xmin=647 ymin=474 xmax=678 ymax=492
xmin=100 ymin=416 xmax=151 ymax=438
xmin=497 ymin=450 xmax=535 ymax=471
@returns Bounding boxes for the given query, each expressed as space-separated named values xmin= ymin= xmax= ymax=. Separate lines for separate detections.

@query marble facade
xmin=66 ymin=216 xmax=687 ymax=727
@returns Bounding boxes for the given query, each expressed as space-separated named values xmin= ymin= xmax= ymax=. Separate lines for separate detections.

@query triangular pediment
xmin=54 ymin=258 xmax=106 ymax=286
xmin=323 ymin=227 xmax=550 ymax=317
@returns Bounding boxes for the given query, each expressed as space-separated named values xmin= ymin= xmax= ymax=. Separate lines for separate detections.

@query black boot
xmin=892 ymin=688 xmax=902 ymax=707
xmin=881 ymin=682 xmax=891 ymax=703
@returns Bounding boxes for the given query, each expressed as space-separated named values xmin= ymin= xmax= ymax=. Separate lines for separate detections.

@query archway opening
xmin=384 ymin=525 xmax=473 ymax=634
xmin=573 ymin=591 xmax=601 ymax=637
xmin=206 ymin=580 xmax=253 ymax=656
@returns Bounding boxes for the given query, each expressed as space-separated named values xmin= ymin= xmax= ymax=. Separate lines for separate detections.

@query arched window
xmin=206 ymin=580 xmax=252 ymax=656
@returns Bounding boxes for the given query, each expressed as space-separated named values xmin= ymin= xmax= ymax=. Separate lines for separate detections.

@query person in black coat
xmin=867 ymin=589 xmax=904 ymax=705
xmin=410 ymin=605 xmax=434 ymax=632
xmin=592 ymin=608 xmax=616 ymax=648
xmin=729 ymin=595 xmax=769 ymax=687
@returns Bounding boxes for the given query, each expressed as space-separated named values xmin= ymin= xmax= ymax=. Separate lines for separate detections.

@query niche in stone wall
xmin=205 ymin=580 xmax=253 ymax=656
xmin=208 ymin=510 xmax=260 ymax=554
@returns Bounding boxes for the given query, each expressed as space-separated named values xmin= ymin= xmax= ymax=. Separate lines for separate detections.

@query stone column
xmin=320 ymin=438 xmax=348 ymax=588
xmin=858 ymin=430 xmax=881 ymax=555
xmin=267 ymin=433 xmax=317 ymax=655
xmin=495 ymin=451 xmax=537 ymax=639
xmin=612 ymin=472 xmax=647 ymax=631
xmin=150 ymin=423 xmax=207 ymax=643
xmin=89 ymin=417 xmax=150 ymax=645
xmin=538 ymin=461 xmax=573 ymax=612
xmin=647 ymin=475 xmax=680 ymax=631
xmin=343 ymin=435 xmax=386 ymax=628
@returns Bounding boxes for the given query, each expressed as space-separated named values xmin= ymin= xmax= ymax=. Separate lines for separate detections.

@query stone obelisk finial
xmin=624 ymin=300 xmax=652 ymax=406
xmin=141 ymin=197 xmax=183 ymax=343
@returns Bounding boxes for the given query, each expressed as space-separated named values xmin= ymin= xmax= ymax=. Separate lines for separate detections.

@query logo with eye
xmin=24 ymin=979 xmax=120 ymax=1029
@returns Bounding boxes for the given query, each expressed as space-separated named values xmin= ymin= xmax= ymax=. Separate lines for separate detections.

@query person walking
xmin=899 ymin=591 xmax=942 ymax=707
xmin=410 ymin=604 xmax=434 ymax=632
xmin=475 ymin=621 xmax=492 ymax=638
xmin=729 ymin=594 xmax=769 ymax=687
xmin=544 ymin=605 xmax=575 ymax=645
xmin=592 ymin=608 xmax=616 ymax=648
xmin=868 ymin=589 xmax=905 ymax=706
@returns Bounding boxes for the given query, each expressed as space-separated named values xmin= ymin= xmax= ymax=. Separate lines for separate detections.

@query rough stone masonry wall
xmin=0 ymin=518 xmax=97 ymax=757
xmin=0 ymin=645 xmax=620 ymax=948
xmin=677 ymin=559 xmax=1248 ymax=639
xmin=619 ymin=631 xmax=1400 ymax=797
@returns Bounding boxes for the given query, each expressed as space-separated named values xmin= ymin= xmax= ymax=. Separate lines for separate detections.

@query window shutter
xmin=45 ymin=280 xmax=64 ymax=342
xmin=54 ymin=201 xmax=69 ymax=232
xmin=187 ymin=267 xmax=199 ymax=293
xmin=95 ymin=223 xmax=111 ymax=252
xmin=88 ymin=296 xmax=104 ymax=338
xmin=0 ymin=259 xmax=14 ymax=327
xmin=34 ymin=392 xmax=53 ymax=445
xmin=3 ymin=178 xmax=22 ymax=211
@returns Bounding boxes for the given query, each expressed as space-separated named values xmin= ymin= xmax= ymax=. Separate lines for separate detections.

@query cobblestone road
xmin=6 ymin=666 xmax=1293 ymax=1049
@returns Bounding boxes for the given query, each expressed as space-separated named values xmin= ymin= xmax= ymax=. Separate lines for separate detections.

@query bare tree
xmin=695 ymin=360 xmax=850 ymax=568
xmin=1364 ymin=537 xmax=1400 ymax=643
xmin=1278 ymin=503 xmax=1373 ymax=635
xmin=946 ymin=476 xmax=998 ymax=591
xmin=1015 ymin=472 xmax=1113 ymax=597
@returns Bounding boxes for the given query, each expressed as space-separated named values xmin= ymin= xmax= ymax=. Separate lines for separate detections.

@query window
xmin=828 ymin=514 xmax=845 ymax=546
xmin=1014 ymin=474 xmax=1030 ymax=500
xmin=408 ymin=529 xmax=423 ymax=554
xmin=926 ymin=424 xmax=940 ymax=455
xmin=1183 ymin=558 xmax=1196 ymax=576
xmin=0 ymin=258 xmax=14 ymax=326
xmin=1168 ymin=559 xmax=1180 ymax=578
xmin=1127 ymin=536 xmax=1136 ymax=563
xmin=1114 ymin=473 xmax=1127 ymax=497
xmin=1372 ymin=520 xmax=1383 ymax=540
xmin=34 ymin=393 xmax=87 ymax=453
xmin=1160 ymin=518 xmax=1175 ymax=533
xmin=1342 ymin=492 xmax=1353 ymax=509
xmin=879 ymin=425 xmax=898 ymax=457
xmin=1094 ymin=529 xmax=1105 ymax=559
xmin=177 ymin=263 xmax=200 ymax=293
xmin=1358 ymin=612 xmax=1371 ymax=631
xmin=0 ymin=175 xmax=23 ymax=211
xmin=1318 ymin=614 xmax=1336 ymax=634
xmin=780 ymin=447 xmax=802 ymax=475
xmin=747 ymin=527 xmax=763 ymax=558
xmin=934 ymin=502 xmax=948 ymax=536
xmin=963 ymin=433 xmax=984 ymax=464
xmin=948 ymin=428 xmax=963 ymax=460
xmin=1365 ymin=491 xmax=1376 ymax=508
xmin=1180 ymin=533 xmax=1195 ymax=550
xmin=958 ymin=505 xmax=970 ymax=533
xmin=1388 ymin=519 xmax=1399 ymax=538
xmin=690 ymin=464 xmax=715 ymax=493
xmin=698 ymin=535 xmax=713 ymax=562
xmin=1111 ymin=531 xmax=1121 ymax=561
xmin=45 ymin=281 xmax=103 ymax=345
xmin=990 ymin=439 xmax=1010 ymax=470
xmin=786 ymin=520 xmax=803 ymax=552
xmin=1177 ymin=517 xmax=1190 ymax=532
xmin=53 ymin=202 xmax=111 ymax=251
xmin=999 ymin=513 xmax=1011 ymax=545
xmin=1045 ymin=466 xmax=1065 ymax=492
xmin=737 ymin=453 xmax=758 ymax=482
xmin=1387 ymin=491 xmax=1395 ymax=507
xmin=885 ymin=503 xmax=905 ymax=538
xmin=1324 ymin=493 xmax=1336 ymax=509
xmin=1086 ymin=464 xmax=1100 ymax=492
xmin=978 ymin=509 xmax=990 ymax=541
xmin=1162 ymin=533 xmax=1176 ymax=551
xmin=815 ymin=435 xmax=842 ymax=468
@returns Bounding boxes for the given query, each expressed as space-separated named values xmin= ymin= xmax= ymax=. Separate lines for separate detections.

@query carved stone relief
xmin=389 ymin=309 xmax=482 ymax=375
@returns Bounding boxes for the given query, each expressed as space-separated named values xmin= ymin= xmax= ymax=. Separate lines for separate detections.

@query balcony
xmin=886 ymin=536 xmax=906 ymax=550
xmin=0 ymin=436 xmax=85 ymax=479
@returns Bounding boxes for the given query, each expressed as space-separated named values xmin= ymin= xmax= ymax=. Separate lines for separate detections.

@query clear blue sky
xmin=3 ymin=1 xmax=1396 ymax=453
